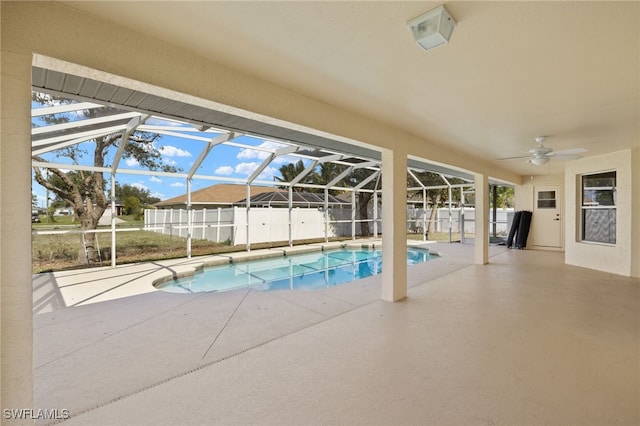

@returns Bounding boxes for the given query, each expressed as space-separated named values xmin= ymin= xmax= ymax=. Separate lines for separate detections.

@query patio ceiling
xmin=57 ymin=1 xmax=639 ymax=177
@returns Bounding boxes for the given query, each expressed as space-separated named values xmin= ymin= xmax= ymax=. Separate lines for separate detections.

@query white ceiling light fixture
xmin=407 ymin=5 xmax=457 ymax=51
xmin=530 ymin=157 xmax=550 ymax=166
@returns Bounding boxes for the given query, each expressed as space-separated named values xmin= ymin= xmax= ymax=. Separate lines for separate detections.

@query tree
xmin=115 ymin=183 xmax=161 ymax=206
xmin=275 ymin=160 xmax=384 ymax=237
xmin=493 ymin=186 xmax=514 ymax=208
xmin=123 ymin=196 xmax=142 ymax=217
xmin=343 ymin=168 xmax=378 ymax=237
xmin=273 ymin=160 xmax=309 ymax=191
xmin=32 ymin=93 xmax=180 ymax=263
xmin=409 ymin=171 xmax=450 ymax=235
xmin=311 ymin=162 xmax=348 ymax=196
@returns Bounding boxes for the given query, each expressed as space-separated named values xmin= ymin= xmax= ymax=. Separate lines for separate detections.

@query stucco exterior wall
xmin=630 ymin=147 xmax=640 ymax=278
xmin=516 ymin=174 xmax=564 ymax=211
xmin=515 ymin=173 xmax=564 ymax=250
xmin=565 ymin=149 xmax=636 ymax=277
xmin=1 ymin=25 xmax=34 ymax=418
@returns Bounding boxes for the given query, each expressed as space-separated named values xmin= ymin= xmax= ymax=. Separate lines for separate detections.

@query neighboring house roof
xmin=336 ymin=192 xmax=352 ymax=203
xmin=154 ymin=184 xmax=281 ymax=207
xmin=235 ymin=191 xmax=350 ymax=208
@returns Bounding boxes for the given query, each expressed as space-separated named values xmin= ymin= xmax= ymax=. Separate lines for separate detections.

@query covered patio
xmin=2 ymin=2 xmax=638 ymax=423
xmin=32 ymin=242 xmax=638 ymax=424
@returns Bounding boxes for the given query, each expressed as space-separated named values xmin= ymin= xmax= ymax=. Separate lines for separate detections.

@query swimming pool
xmin=156 ymin=247 xmax=437 ymax=293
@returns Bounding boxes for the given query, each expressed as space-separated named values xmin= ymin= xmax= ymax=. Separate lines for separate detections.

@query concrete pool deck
xmin=34 ymin=238 xmax=395 ymax=310
xmin=33 ymin=239 xmax=440 ymax=310
xmin=32 ymin=241 xmax=639 ymax=425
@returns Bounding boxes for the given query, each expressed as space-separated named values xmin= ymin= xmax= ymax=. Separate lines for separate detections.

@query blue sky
xmin=32 ymin=111 xmax=301 ymax=207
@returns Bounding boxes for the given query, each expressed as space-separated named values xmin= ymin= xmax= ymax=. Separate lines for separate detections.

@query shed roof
xmin=155 ymin=184 xmax=280 ymax=207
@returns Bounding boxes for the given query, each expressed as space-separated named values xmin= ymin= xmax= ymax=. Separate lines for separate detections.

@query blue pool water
xmin=156 ymin=247 xmax=437 ymax=293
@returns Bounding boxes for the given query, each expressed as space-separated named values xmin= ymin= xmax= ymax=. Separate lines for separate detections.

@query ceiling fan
xmin=500 ymin=136 xmax=588 ymax=165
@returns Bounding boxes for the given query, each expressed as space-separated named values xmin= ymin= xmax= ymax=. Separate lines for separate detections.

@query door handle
xmin=553 ymin=218 xmax=560 ymax=221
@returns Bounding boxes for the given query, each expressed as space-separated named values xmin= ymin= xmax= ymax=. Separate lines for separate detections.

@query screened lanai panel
xmin=191 ymin=143 xmax=247 ymax=178
xmin=32 ymin=67 xmax=384 ymax=162
xmin=32 ymin=106 xmax=131 ymax=168
xmin=32 ymin=66 xmax=480 ymax=183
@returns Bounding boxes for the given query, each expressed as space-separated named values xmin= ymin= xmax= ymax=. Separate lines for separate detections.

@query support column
xmin=448 ymin=185 xmax=453 ymax=242
xmin=381 ymin=148 xmax=407 ymax=302
xmin=186 ymin=179 xmax=192 ymax=258
xmin=1 ymin=50 xmax=34 ymax=418
xmin=492 ymin=184 xmax=498 ymax=238
xmin=111 ymin=173 xmax=117 ymax=267
xmin=288 ymin=186 xmax=293 ymax=247
xmin=324 ymin=188 xmax=329 ymax=243
xmin=422 ymin=188 xmax=427 ymax=241
xmin=474 ymin=173 xmax=490 ymax=265
xmin=246 ymin=184 xmax=251 ymax=252
xmin=373 ymin=189 xmax=378 ymax=238
xmin=351 ymin=189 xmax=356 ymax=240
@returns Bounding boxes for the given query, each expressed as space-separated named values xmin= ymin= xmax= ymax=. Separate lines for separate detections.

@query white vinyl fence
xmin=144 ymin=207 xmax=381 ymax=245
xmin=407 ymin=207 xmax=515 ymax=235
xmin=144 ymin=206 xmax=514 ymax=245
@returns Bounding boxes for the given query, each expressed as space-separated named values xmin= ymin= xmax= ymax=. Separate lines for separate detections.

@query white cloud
xmin=257 ymin=166 xmax=278 ymax=180
xmin=237 ymin=141 xmax=287 ymax=161
xmin=215 ymin=166 xmax=234 ymax=175
xmin=151 ymin=191 xmax=164 ymax=199
xmin=150 ymin=176 xmax=163 ymax=183
xmin=131 ymin=182 xmax=149 ymax=191
xmin=233 ymin=162 xmax=279 ymax=180
xmin=234 ymin=162 xmax=260 ymax=175
xmin=275 ymin=154 xmax=299 ymax=165
xmin=159 ymin=145 xmax=192 ymax=157
xmin=125 ymin=158 xmax=139 ymax=167
xmin=170 ymin=182 xmax=185 ymax=188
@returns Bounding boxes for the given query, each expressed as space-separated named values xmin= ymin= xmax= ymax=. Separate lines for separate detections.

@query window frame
xmin=579 ymin=170 xmax=617 ymax=245
xmin=537 ymin=190 xmax=557 ymax=209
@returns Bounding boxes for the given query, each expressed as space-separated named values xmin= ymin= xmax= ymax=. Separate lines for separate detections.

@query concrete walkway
xmin=32 ymin=242 xmax=639 ymax=425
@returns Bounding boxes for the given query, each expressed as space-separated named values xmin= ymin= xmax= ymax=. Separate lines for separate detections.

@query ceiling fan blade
xmin=552 ymin=153 xmax=583 ymax=160
xmin=498 ymin=155 xmax=531 ymax=160
xmin=549 ymin=147 xmax=588 ymax=156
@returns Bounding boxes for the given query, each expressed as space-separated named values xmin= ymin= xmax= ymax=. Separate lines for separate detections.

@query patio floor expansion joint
xmin=34 ymin=293 xmax=210 ymax=371
xmin=48 ymin=296 xmax=382 ymax=425
xmin=200 ymin=286 xmax=253 ymax=360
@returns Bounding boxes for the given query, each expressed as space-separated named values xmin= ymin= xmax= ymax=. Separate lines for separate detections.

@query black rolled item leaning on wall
xmin=515 ymin=211 xmax=532 ymax=249
xmin=507 ymin=210 xmax=532 ymax=249
xmin=506 ymin=211 xmax=522 ymax=248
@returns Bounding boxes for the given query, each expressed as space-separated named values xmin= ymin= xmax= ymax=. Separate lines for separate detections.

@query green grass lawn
xmin=32 ymin=226 xmax=352 ymax=273
xmin=31 ymin=214 xmax=473 ymax=273
xmin=32 ymin=214 xmax=77 ymax=227
xmin=32 ymin=229 xmax=235 ymax=273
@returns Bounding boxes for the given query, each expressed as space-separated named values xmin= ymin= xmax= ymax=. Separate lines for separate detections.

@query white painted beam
xmin=32 ymin=111 xmax=141 ymax=135
xmin=31 ymin=101 xmax=103 ymax=116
